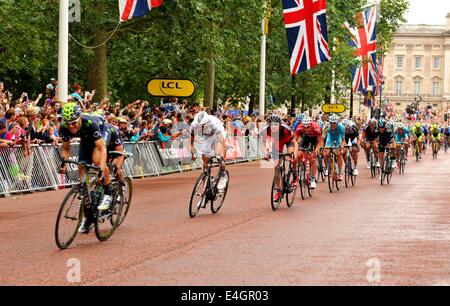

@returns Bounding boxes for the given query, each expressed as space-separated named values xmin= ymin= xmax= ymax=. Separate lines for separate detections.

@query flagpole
xmin=58 ymin=0 xmax=69 ymax=104
xmin=259 ymin=0 xmax=268 ymax=118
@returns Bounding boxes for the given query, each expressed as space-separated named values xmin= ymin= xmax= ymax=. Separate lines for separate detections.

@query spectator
xmin=0 ymin=121 xmax=14 ymax=147
xmin=46 ymin=78 xmax=57 ymax=100
xmin=0 ymin=108 xmax=17 ymax=131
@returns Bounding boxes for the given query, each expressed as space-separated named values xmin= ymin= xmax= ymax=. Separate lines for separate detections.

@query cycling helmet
xmin=378 ymin=119 xmax=387 ymax=129
xmin=432 ymin=123 xmax=438 ymax=130
xmin=329 ymin=114 xmax=340 ymax=124
xmin=267 ymin=114 xmax=282 ymax=124
xmin=194 ymin=111 xmax=209 ymax=125
xmin=297 ymin=113 xmax=306 ymax=122
xmin=397 ymin=123 xmax=405 ymax=130
xmin=302 ymin=116 xmax=313 ymax=127
xmin=341 ymin=119 xmax=351 ymax=128
xmin=368 ymin=119 xmax=377 ymax=127
xmin=62 ymin=103 xmax=82 ymax=122
xmin=414 ymin=122 xmax=421 ymax=129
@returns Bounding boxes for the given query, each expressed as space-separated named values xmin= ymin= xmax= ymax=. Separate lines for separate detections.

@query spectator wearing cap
xmin=46 ymin=78 xmax=57 ymax=100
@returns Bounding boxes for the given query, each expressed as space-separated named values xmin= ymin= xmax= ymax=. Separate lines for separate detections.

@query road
xmin=0 ymin=153 xmax=449 ymax=286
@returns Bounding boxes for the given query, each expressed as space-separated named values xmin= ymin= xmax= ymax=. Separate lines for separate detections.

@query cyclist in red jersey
xmin=260 ymin=114 xmax=298 ymax=201
xmin=295 ymin=116 xmax=323 ymax=189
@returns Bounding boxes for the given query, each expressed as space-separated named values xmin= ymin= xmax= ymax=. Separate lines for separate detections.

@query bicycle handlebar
xmin=61 ymin=160 xmax=103 ymax=173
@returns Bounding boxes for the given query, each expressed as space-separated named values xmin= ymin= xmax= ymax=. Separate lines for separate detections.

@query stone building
xmin=382 ymin=13 xmax=450 ymax=111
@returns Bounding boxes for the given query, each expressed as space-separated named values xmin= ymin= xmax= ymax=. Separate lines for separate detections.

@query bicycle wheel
xmin=211 ymin=170 xmax=229 ymax=214
xmin=113 ymin=177 xmax=133 ymax=227
xmin=307 ymin=171 xmax=313 ymax=198
xmin=351 ymin=160 xmax=357 ymax=187
xmin=344 ymin=156 xmax=351 ymax=188
xmin=370 ymin=152 xmax=376 ymax=179
xmin=271 ymin=168 xmax=283 ymax=211
xmin=298 ymin=163 xmax=305 ymax=200
xmin=189 ymin=172 xmax=208 ymax=218
xmin=55 ymin=186 xmax=84 ymax=250
xmin=95 ymin=182 xmax=123 ymax=242
xmin=334 ymin=160 xmax=340 ymax=192
xmin=286 ymin=169 xmax=297 ymax=208
xmin=327 ymin=159 xmax=334 ymax=194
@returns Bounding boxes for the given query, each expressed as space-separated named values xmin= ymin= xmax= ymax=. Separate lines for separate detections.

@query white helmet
xmin=302 ymin=116 xmax=313 ymax=127
xmin=194 ymin=111 xmax=209 ymax=125
xmin=329 ymin=114 xmax=340 ymax=123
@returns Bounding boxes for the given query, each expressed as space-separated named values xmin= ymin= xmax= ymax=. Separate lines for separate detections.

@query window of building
xmin=396 ymin=56 xmax=404 ymax=69
xmin=414 ymin=80 xmax=422 ymax=95
xmin=433 ymin=57 xmax=441 ymax=69
xmin=396 ymin=103 xmax=401 ymax=106
xmin=396 ymin=81 xmax=403 ymax=96
xmin=433 ymin=104 xmax=438 ymax=107
xmin=415 ymin=56 xmax=422 ymax=69
xmin=433 ymin=81 xmax=440 ymax=96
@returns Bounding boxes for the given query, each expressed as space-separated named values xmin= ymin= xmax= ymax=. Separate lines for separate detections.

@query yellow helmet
xmin=414 ymin=122 xmax=421 ymax=128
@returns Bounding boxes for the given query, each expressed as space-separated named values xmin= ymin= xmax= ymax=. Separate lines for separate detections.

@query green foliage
xmin=0 ymin=0 xmax=408 ymax=110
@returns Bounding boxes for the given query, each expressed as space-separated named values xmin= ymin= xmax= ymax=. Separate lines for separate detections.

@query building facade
xmin=382 ymin=13 xmax=450 ymax=111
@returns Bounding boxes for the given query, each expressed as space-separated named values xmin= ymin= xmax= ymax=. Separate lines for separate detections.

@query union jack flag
xmin=119 ymin=0 xmax=163 ymax=22
xmin=282 ymin=0 xmax=331 ymax=75
xmin=344 ymin=6 xmax=378 ymax=94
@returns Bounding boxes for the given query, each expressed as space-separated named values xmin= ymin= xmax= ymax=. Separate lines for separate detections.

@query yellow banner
xmin=147 ymin=79 xmax=196 ymax=97
xmin=321 ymin=104 xmax=347 ymax=114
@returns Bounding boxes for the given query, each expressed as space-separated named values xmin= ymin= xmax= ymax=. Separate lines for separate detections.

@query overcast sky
xmin=407 ymin=0 xmax=450 ymax=25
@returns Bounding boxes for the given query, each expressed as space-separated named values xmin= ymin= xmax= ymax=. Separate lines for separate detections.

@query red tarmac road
xmin=0 ymin=153 xmax=449 ymax=286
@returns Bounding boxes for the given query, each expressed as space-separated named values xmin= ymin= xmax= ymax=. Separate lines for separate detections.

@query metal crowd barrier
xmin=0 ymin=136 xmax=264 ymax=197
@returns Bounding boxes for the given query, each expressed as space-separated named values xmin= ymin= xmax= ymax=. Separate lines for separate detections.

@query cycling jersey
xmin=411 ymin=126 xmax=424 ymax=137
xmin=262 ymin=123 xmax=295 ymax=153
xmin=345 ymin=124 xmax=359 ymax=144
xmin=325 ymin=123 xmax=345 ymax=147
xmin=59 ymin=114 xmax=106 ymax=164
xmin=394 ymin=128 xmax=410 ymax=143
xmin=378 ymin=129 xmax=394 ymax=148
xmin=430 ymin=128 xmax=441 ymax=141
xmin=295 ymin=122 xmax=322 ymax=150
xmin=190 ymin=115 xmax=227 ymax=157
xmin=103 ymin=123 xmax=123 ymax=154
xmin=362 ymin=126 xmax=378 ymax=142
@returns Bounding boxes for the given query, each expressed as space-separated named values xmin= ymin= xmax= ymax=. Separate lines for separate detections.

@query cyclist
xmin=377 ymin=118 xmax=396 ymax=174
xmin=59 ymin=103 xmax=112 ymax=233
xmin=430 ymin=123 xmax=442 ymax=153
xmin=295 ymin=116 xmax=323 ymax=189
xmin=103 ymin=121 xmax=126 ymax=195
xmin=443 ymin=124 xmax=450 ymax=150
xmin=190 ymin=111 xmax=228 ymax=192
xmin=260 ymin=114 xmax=298 ymax=201
xmin=342 ymin=119 xmax=360 ymax=176
xmin=292 ymin=113 xmax=307 ymax=131
xmin=422 ymin=122 xmax=429 ymax=153
xmin=361 ymin=118 xmax=379 ymax=169
xmin=410 ymin=122 xmax=424 ymax=159
xmin=322 ymin=114 xmax=346 ymax=181
xmin=394 ymin=123 xmax=410 ymax=167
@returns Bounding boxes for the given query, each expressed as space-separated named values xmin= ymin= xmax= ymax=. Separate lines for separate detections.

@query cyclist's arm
xmin=216 ymin=132 xmax=227 ymax=160
xmin=94 ymin=138 xmax=107 ymax=170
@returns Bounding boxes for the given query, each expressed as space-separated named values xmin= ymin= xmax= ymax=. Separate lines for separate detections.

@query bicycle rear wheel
xmin=327 ymin=159 xmax=335 ymax=194
xmin=298 ymin=163 xmax=305 ymax=200
xmin=370 ymin=152 xmax=376 ymax=179
xmin=116 ymin=177 xmax=133 ymax=227
xmin=211 ymin=170 xmax=229 ymax=214
xmin=95 ymin=182 xmax=123 ymax=242
xmin=271 ymin=168 xmax=283 ymax=211
xmin=189 ymin=172 xmax=208 ymax=218
xmin=55 ymin=186 xmax=84 ymax=250
xmin=286 ymin=169 xmax=297 ymax=208
xmin=344 ymin=156 xmax=351 ymax=188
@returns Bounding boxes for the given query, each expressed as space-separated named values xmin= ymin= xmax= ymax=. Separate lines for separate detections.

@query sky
xmin=407 ymin=0 xmax=450 ymax=25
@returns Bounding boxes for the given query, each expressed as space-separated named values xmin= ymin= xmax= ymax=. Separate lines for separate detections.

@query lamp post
xmin=58 ymin=0 xmax=69 ymax=104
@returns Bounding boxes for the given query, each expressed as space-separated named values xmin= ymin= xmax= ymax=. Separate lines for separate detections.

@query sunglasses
xmin=67 ymin=120 xmax=79 ymax=126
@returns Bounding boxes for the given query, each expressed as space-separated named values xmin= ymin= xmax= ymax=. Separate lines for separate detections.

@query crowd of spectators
xmin=0 ymin=79 xmax=262 ymax=152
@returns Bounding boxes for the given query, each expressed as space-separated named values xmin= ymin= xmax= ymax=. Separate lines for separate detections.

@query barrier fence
xmin=0 ymin=136 xmax=264 ymax=197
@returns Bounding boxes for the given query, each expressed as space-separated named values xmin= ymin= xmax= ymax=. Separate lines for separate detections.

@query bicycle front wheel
xmin=55 ymin=186 xmax=84 ymax=250
xmin=211 ymin=171 xmax=229 ymax=214
xmin=286 ymin=169 xmax=297 ymax=208
xmin=327 ymin=159 xmax=335 ymax=194
xmin=271 ymin=168 xmax=283 ymax=211
xmin=189 ymin=172 xmax=208 ymax=218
